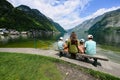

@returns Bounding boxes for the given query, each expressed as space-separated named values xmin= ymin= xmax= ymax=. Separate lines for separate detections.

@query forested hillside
xmin=89 ymin=9 xmax=120 ymax=34
xmin=0 ymin=0 xmax=66 ymax=33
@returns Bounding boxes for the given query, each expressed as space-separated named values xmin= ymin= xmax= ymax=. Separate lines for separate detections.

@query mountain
xmin=70 ymin=8 xmax=120 ymax=47
xmin=88 ymin=9 xmax=120 ymax=34
xmin=69 ymin=14 xmax=104 ymax=39
xmin=49 ymin=19 xmax=66 ymax=33
xmin=0 ymin=0 xmax=66 ymax=33
xmin=70 ymin=8 xmax=120 ymax=36
xmin=88 ymin=9 xmax=120 ymax=46
xmin=16 ymin=5 xmax=57 ymax=31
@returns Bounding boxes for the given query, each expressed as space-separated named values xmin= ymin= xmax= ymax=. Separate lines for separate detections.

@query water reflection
xmin=93 ymin=31 xmax=120 ymax=47
xmin=0 ymin=32 xmax=64 ymax=47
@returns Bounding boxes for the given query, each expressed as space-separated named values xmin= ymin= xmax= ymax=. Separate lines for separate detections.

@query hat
xmin=59 ymin=37 xmax=63 ymax=40
xmin=65 ymin=39 xmax=68 ymax=41
xmin=88 ymin=34 xmax=93 ymax=39
xmin=80 ymin=39 xmax=85 ymax=42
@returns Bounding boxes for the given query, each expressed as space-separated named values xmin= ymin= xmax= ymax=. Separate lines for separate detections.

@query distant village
xmin=0 ymin=28 xmax=57 ymax=37
xmin=0 ymin=28 xmax=28 ymax=35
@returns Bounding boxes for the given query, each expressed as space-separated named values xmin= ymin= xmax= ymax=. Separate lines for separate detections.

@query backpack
xmin=68 ymin=39 xmax=79 ymax=54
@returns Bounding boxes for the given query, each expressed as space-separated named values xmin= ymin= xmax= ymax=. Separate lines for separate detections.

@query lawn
xmin=0 ymin=52 xmax=62 ymax=80
xmin=98 ymin=45 xmax=120 ymax=53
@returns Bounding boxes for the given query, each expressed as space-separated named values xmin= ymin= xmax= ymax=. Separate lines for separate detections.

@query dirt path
xmin=0 ymin=48 xmax=120 ymax=78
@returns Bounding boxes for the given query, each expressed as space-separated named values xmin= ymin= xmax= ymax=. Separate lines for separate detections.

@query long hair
xmin=70 ymin=32 xmax=78 ymax=45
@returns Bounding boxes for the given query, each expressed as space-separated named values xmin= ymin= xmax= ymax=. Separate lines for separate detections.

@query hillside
xmin=88 ymin=9 xmax=120 ymax=46
xmin=69 ymin=14 xmax=104 ymax=39
xmin=89 ymin=9 xmax=120 ymax=34
xmin=0 ymin=0 xmax=66 ymax=33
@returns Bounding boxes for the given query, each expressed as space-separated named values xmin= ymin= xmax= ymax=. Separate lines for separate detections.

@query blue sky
xmin=80 ymin=0 xmax=120 ymax=17
xmin=7 ymin=0 xmax=120 ymax=29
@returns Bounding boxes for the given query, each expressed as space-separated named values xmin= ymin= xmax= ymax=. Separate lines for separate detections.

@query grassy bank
xmin=81 ymin=67 xmax=120 ymax=80
xmin=98 ymin=45 xmax=120 ymax=53
xmin=0 ymin=52 xmax=62 ymax=80
xmin=0 ymin=40 xmax=54 ymax=49
xmin=64 ymin=62 xmax=120 ymax=80
xmin=0 ymin=52 xmax=120 ymax=80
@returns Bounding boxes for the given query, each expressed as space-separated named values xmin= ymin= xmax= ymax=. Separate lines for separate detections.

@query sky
xmin=7 ymin=0 xmax=120 ymax=30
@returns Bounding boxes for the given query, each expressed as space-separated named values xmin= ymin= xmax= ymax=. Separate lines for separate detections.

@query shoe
xmin=92 ymin=62 xmax=97 ymax=67
xmin=84 ymin=57 xmax=89 ymax=62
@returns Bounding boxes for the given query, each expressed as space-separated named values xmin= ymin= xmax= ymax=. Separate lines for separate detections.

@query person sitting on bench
xmin=57 ymin=37 xmax=64 ymax=57
xmin=78 ymin=39 xmax=85 ymax=54
xmin=84 ymin=34 xmax=97 ymax=66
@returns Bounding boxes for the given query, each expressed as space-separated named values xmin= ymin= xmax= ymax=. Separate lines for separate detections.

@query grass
xmin=0 ymin=40 xmax=54 ymax=49
xmin=62 ymin=62 xmax=120 ymax=80
xmin=81 ymin=67 xmax=120 ymax=80
xmin=98 ymin=45 xmax=120 ymax=53
xmin=0 ymin=52 xmax=62 ymax=80
xmin=0 ymin=52 xmax=120 ymax=80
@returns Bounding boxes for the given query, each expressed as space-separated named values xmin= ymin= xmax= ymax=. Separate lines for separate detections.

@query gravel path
xmin=0 ymin=48 xmax=120 ymax=78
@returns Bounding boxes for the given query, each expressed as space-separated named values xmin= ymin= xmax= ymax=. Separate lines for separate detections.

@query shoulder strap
xmin=67 ymin=40 xmax=70 ymax=48
xmin=76 ymin=40 xmax=79 ymax=52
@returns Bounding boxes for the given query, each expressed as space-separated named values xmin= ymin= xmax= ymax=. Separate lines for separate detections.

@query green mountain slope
xmin=69 ymin=12 xmax=105 ymax=39
xmin=0 ymin=0 xmax=66 ymax=33
xmin=88 ymin=9 xmax=120 ymax=47
xmin=89 ymin=9 xmax=120 ymax=34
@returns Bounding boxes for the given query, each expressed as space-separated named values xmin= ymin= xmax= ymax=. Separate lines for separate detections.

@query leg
xmin=93 ymin=58 xmax=97 ymax=67
xmin=84 ymin=57 xmax=89 ymax=62
xmin=59 ymin=51 xmax=63 ymax=57
xmin=70 ymin=53 xmax=76 ymax=59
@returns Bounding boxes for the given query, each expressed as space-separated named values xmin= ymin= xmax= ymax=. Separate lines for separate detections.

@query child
xmin=63 ymin=39 xmax=69 ymax=56
xmin=57 ymin=37 xmax=64 ymax=57
xmin=78 ymin=39 xmax=85 ymax=54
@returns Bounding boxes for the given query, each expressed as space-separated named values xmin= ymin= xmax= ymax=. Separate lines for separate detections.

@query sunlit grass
xmin=0 ymin=40 xmax=54 ymax=49
xmin=98 ymin=45 xmax=120 ymax=53
xmin=65 ymin=62 xmax=120 ymax=80
xmin=0 ymin=52 xmax=62 ymax=80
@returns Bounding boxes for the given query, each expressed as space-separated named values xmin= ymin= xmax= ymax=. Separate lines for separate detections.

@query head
xmin=70 ymin=32 xmax=78 ymax=45
xmin=87 ymin=34 xmax=93 ymax=40
xmin=65 ymin=39 xmax=68 ymax=43
xmin=70 ymin=32 xmax=77 ymax=40
xmin=59 ymin=37 xmax=63 ymax=40
xmin=80 ymin=39 xmax=85 ymax=44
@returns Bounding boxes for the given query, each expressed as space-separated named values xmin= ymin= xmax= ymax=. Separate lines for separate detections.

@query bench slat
xmin=78 ymin=54 xmax=109 ymax=61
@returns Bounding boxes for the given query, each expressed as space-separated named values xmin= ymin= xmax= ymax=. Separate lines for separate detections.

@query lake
xmin=0 ymin=32 xmax=64 ymax=48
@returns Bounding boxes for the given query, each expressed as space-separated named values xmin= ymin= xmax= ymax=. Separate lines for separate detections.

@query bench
xmin=55 ymin=50 xmax=109 ymax=67
xmin=76 ymin=53 xmax=109 ymax=67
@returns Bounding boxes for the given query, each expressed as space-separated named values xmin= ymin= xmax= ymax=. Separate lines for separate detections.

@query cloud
xmin=85 ymin=6 xmax=120 ymax=20
xmin=72 ymin=6 xmax=120 ymax=29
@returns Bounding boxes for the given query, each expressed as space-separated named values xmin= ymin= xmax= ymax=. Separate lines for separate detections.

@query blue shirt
xmin=57 ymin=40 xmax=64 ymax=50
xmin=85 ymin=40 xmax=96 ymax=55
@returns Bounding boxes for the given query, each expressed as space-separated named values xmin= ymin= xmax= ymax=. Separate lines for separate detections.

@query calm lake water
xmin=0 ymin=32 xmax=64 ymax=47
xmin=93 ymin=31 xmax=120 ymax=47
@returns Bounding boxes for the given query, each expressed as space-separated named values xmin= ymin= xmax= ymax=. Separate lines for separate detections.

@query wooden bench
xmin=55 ymin=50 xmax=109 ymax=67
xmin=76 ymin=53 xmax=109 ymax=67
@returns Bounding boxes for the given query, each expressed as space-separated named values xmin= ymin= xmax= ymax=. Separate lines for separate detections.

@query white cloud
xmin=85 ymin=6 xmax=120 ymax=20
xmin=7 ymin=0 xmax=120 ymax=30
